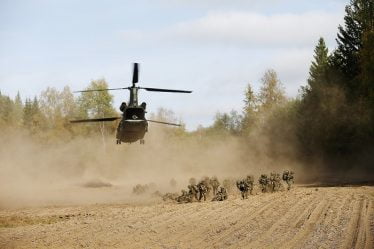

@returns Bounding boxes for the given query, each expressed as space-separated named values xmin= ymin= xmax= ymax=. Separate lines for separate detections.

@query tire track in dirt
xmin=339 ymin=196 xmax=362 ymax=249
xmin=130 ymin=200 xmax=234 ymax=248
xmin=340 ymin=195 xmax=373 ymax=249
xmin=145 ymin=201 xmax=231 ymax=248
xmin=363 ymin=199 xmax=373 ymax=249
xmin=277 ymin=196 xmax=330 ymax=249
xmin=230 ymin=193 xmax=314 ymax=248
xmin=123 ymin=203 xmax=200 ymax=248
xmin=158 ymin=198 xmax=260 ymax=248
xmin=262 ymin=191 xmax=323 ymax=248
xmin=210 ymin=193 xmax=287 ymax=248
xmin=298 ymin=190 xmax=353 ymax=249
xmin=163 ymin=195 xmax=273 ymax=248
xmin=242 ymin=192 xmax=318 ymax=248
xmin=326 ymin=191 xmax=351 ymax=227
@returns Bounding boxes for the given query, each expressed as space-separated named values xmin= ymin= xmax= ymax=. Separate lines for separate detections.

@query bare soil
xmin=0 ymin=186 xmax=373 ymax=249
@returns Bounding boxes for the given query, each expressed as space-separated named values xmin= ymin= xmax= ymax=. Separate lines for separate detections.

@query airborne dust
xmin=0 ymin=123 xmax=305 ymax=208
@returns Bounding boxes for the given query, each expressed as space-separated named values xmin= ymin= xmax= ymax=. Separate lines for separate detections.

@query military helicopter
xmin=70 ymin=63 xmax=192 ymax=144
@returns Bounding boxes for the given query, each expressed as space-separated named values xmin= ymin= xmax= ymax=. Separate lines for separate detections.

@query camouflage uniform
xmin=236 ymin=180 xmax=250 ymax=199
xmin=269 ymin=172 xmax=281 ymax=192
xmin=273 ymin=173 xmax=283 ymax=191
xmin=197 ymin=181 xmax=208 ymax=201
xmin=187 ymin=184 xmax=199 ymax=201
xmin=177 ymin=190 xmax=192 ymax=203
xmin=282 ymin=170 xmax=294 ymax=190
xmin=210 ymin=177 xmax=220 ymax=196
xmin=212 ymin=187 xmax=228 ymax=201
xmin=202 ymin=177 xmax=212 ymax=197
xmin=259 ymin=174 xmax=269 ymax=193
xmin=245 ymin=175 xmax=255 ymax=195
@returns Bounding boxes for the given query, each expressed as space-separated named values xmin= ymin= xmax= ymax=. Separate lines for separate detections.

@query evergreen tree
xmin=0 ymin=92 xmax=14 ymax=127
xmin=307 ymin=37 xmax=329 ymax=92
xmin=242 ymin=83 xmax=258 ymax=133
xmin=332 ymin=0 xmax=374 ymax=94
xmin=12 ymin=92 xmax=24 ymax=127
xmin=23 ymin=98 xmax=33 ymax=128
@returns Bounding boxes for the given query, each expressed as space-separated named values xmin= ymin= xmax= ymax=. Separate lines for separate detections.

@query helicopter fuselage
xmin=116 ymin=106 xmax=148 ymax=144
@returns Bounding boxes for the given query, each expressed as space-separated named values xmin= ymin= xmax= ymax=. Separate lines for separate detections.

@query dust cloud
xmin=0 ymin=125 xmax=302 ymax=208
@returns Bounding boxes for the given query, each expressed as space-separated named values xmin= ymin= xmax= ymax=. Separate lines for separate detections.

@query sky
xmin=0 ymin=0 xmax=347 ymax=130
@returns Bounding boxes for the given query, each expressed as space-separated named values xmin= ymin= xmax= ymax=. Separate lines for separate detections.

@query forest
xmin=1 ymin=0 xmax=373 ymax=179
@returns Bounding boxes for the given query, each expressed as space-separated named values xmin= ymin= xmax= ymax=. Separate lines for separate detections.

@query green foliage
xmin=77 ymin=79 xmax=118 ymax=137
xmin=0 ymin=92 xmax=14 ymax=127
xmin=22 ymin=97 xmax=46 ymax=134
xmin=258 ymin=69 xmax=286 ymax=112
xmin=242 ymin=83 xmax=258 ymax=133
xmin=332 ymin=0 xmax=374 ymax=95
xmin=12 ymin=92 xmax=23 ymax=127
xmin=211 ymin=110 xmax=243 ymax=135
xmin=305 ymin=37 xmax=329 ymax=94
xmin=78 ymin=79 xmax=116 ymax=119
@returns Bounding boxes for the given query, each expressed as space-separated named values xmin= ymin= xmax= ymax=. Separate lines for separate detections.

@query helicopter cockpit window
xmin=125 ymin=108 xmax=145 ymax=120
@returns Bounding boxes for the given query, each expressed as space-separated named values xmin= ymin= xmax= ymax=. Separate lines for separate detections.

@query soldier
xmin=210 ymin=176 xmax=220 ymax=196
xmin=197 ymin=181 xmax=208 ymax=201
xmin=269 ymin=172 xmax=276 ymax=192
xmin=273 ymin=173 xmax=283 ymax=191
xmin=187 ymin=183 xmax=199 ymax=201
xmin=236 ymin=180 xmax=250 ymax=199
xmin=212 ymin=187 xmax=228 ymax=201
xmin=259 ymin=174 xmax=269 ymax=193
xmin=202 ymin=176 xmax=212 ymax=197
xmin=245 ymin=175 xmax=255 ymax=195
xmin=177 ymin=189 xmax=192 ymax=203
xmin=282 ymin=170 xmax=294 ymax=190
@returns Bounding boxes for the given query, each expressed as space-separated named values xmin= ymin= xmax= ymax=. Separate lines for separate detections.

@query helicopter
xmin=70 ymin=63 xmax=192 ymax=144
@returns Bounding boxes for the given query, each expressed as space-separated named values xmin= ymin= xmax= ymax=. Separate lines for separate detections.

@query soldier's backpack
xmin=282 ymin=172 xmax=288 ymax=181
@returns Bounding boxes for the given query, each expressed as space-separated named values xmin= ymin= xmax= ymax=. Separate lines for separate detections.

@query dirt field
xmin=0 ymin=186 xmax=373 ymax=249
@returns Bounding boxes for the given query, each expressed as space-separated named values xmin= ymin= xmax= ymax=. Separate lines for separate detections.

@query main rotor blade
xmin=132 ymin=63 xmax=139 ymax=84
xmin=70 ymin=117 xmax=121 ymax=123
xmin=141 ymin=87 xmax=192 ymax=93
xmin=74 ymin=88 xmax=126 ymax=93
xmin=147 ymin=119 xmax=182 ymax=126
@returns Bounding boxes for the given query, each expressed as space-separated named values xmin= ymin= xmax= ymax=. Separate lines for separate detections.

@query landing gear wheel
xmin=140 ymin=139 xmax=145 ymax=145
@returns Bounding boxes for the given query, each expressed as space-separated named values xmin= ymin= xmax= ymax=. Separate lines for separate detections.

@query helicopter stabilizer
xmin=147 ymin=119 xmax=182 ymax=126
xmin=70 ymin=117 xmax=121 ymax=123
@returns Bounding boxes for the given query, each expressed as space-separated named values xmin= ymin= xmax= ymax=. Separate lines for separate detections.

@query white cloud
xmin=164 ymin=11 xmax=342 ymax=48
xmin=121 ymin=10 xmax=343 ymax=49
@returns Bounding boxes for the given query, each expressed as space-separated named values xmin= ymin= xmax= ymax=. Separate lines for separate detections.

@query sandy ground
xmin=0 ymin=186 xmax=373 ymax=249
